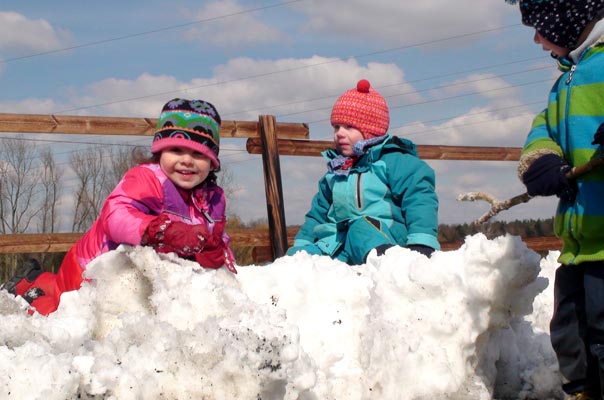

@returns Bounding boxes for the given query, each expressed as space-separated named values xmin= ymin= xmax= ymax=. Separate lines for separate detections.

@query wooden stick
xmin=457 ymin=192 xmax=532 ymax=224
xmin=459 ymin=155 xmax=604 ymax=224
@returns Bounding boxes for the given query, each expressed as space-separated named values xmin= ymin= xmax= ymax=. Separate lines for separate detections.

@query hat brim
xmin=151 ymin=137 xmax=220 ymax=169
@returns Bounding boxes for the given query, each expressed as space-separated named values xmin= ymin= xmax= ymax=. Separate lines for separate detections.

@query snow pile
xmin=0 ymin=233 xmax=564 ymax=399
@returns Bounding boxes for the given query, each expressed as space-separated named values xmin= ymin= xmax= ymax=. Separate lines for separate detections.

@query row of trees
xmin=0 ymin=138 xmax=136 ymax=235
xmin=438 ymin=218 xmax=554 ymax=243
xmin=0 ymin=138 xmax=137 ymax=279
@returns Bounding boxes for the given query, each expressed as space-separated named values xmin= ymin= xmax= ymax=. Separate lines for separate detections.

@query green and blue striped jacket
xmin=518 ymin=34 xmax=604 ymax=265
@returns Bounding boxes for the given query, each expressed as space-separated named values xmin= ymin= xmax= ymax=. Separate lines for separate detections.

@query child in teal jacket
xmin=509 ymin=0 xmax=604 ymax=397
xmin=287 ymin=79 xmax=440 ymax=265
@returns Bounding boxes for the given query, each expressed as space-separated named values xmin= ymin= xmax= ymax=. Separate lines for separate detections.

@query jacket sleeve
xmin=100 ymin=166 xmax=164 ymax=245
xmin=387 ymin=154 xmax=440 ymax=250
xmin=205 ymin=185 xmax=236 ymax=262
xmin=290 ymin=176 xmax=332 ymax=248
xmin=517 ymin=110 xmax=564 ymax=179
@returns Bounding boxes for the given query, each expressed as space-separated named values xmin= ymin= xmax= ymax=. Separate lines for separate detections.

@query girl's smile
xmin=160 ymin=147 xmax=212 ymax=189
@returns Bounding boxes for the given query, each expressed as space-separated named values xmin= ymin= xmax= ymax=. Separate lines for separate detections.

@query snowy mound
xmin=0 ymin=233 xmax=564 ymax=400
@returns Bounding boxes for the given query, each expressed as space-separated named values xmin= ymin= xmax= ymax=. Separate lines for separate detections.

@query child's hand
xmin=145 ymin=213 xmax=213 ymax=258
xmin=592 ymin=122 xmax=604 ymax=146
xmin=522 ymin=153 xmax=577 ymax=202
xmin=407 ymin=244 xmax=434 ymax=258
xmin=286 ymin=244 xmax=322 ymax=257
xmin=195 ymin=238 xmax=237 ymax=274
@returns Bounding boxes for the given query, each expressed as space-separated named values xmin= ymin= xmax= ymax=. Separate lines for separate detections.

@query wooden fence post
xmin=258 ymin=115 xmax=288 ymax=259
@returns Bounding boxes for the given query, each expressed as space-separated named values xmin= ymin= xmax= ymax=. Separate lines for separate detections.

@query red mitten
xmin=195 ymin=234 xmax=237 ymax=274
xmin=145 ymin=213 xmax=212 ymax=258
xmin=195 ymin=245 xmax=226 ymax=269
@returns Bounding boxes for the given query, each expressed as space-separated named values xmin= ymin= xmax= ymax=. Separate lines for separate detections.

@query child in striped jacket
xmin=510 ymin=1 xmax=604 ymax=398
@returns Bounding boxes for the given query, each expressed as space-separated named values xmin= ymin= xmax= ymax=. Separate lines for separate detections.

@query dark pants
xmin=550 ymin=262 xmax=604 ymax=397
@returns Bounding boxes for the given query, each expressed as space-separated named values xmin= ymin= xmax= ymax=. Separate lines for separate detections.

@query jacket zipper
xmin=201 ymin=209 xmax=214 ymax=223
xmin=564 ymin=64 xmax=579 ymax=263
xmin=565 ymin=65 xmax=576 ymax=84
xmin=191 ymin=192 xmax=214 ymax=224
xmin=356 ymin=174 xmax=363 ymax=209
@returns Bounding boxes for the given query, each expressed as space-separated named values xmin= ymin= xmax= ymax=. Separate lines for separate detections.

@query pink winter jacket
xmin=58 ymin=163 xmax=232 ymax=294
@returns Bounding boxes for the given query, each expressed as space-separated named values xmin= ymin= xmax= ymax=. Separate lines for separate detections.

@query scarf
xmin=327 ymin=135 xmax=388 ymax=176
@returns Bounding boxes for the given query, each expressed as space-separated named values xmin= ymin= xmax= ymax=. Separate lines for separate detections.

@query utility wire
xmin=220 ymin=55 xmax=547 ymax=118
xmin=53 ymin=23 xmax=523 ymax=114
xmin=299 ymin=78 xmax=554 ymax=124
xmin=391 ymin=100 xmax=545 ymax=134
xmin=0 ymin=0 xmax=304 ymax=64
xmin=0 ymin=98 xmax=548 ymax=148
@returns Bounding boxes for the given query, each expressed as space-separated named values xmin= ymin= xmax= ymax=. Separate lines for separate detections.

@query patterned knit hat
xmin=330 ymin=79 xmax=390 ymax=139
xmin=152 ymin=98 xmax=221 ymax=169
xmin=515 ymin=0 xmax=604 ymax=49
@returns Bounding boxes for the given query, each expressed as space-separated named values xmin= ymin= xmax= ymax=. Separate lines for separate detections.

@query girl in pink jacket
xmin=5 ymin=98 xmax=236 ymax=315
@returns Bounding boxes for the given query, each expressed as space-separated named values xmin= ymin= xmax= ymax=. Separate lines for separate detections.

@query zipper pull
xmin=565 ymin=65 xmax=576 ymax=84
xmin=201 ymin=209 xmax=214 ymax=223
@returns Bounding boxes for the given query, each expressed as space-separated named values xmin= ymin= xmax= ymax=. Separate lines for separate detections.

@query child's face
xmin=159 ymin=147 xmax=212 ymax=190
xmin=333 ymin=124 xmax=364 ymax=156
xmin=533 ymin=30 xmax=570 ymax=58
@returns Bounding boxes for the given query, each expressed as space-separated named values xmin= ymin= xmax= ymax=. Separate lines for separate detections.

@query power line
xmin=220 ymin=55 xmax=546 ymax=118
xmin=394 ymin=106 xmax=542 ymax=139
xmin=0 ymin=98 xmax=548 ymax=150
xmin=0 ymin=135 xmax=248 ymax=168
xmin=0 ymin=0 xmax=304 ymax=64
xmin=299 ymin=77 xmax=554 ymax=124
xmin=0 ymin=63 xmax=553 ymax=155
xmin=391 ymin=99 xmax=545 ymax=135
xmin=53 ymin=23 xmax=523 ymax=114
xmin=0 ymin=66 xmax=553 ymax=149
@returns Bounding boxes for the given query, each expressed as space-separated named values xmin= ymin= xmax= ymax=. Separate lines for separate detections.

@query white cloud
xmin=0 ymin=11 xmax=73 ymax=54
xmin=0 ymin=99 xmax=59 ymax=114
xmin=206 ymin=56 xmax=409 ymax=129
xmin=50 ymin=56 xmax=407 ymax=126
xmin=437 ymin=73 xmax=522 ymax=102
xmin=293 ymin=0 xmax=515 ymax=46
xmin=184 ymin=0 xmax=284 ymax=46
xmin=394 ymin=101 xmax=534 ymax=149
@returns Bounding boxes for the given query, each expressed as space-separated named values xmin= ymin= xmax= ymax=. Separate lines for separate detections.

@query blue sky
xmin=0 ymin=0 xmax=560 ymax=227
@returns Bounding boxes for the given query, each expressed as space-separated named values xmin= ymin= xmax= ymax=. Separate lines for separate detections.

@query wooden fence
xmin=0 ymin=112 xmax=561 ymax=263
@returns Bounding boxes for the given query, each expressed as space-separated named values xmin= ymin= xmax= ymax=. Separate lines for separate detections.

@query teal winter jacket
xmin=518 ymin=28 xmax=604 ymax=265
xmin=289 ymin=134 xmax=440 ymax=264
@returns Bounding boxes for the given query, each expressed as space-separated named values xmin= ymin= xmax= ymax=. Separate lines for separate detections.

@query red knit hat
xmin=330 ymin=79 xmax=390 ymax=139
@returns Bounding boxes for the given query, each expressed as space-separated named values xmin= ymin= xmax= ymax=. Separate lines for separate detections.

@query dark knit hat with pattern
xmin=152 ymin=98 xmax=221 ymax=169
xmin=517 ymin=0 xmax=604 ymax=49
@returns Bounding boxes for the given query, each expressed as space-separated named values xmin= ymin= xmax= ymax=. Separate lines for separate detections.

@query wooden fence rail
xmin=0 ymin=112 xmax=309 ymax=139
xmin=0 ymin=112 xmax=561 ymax=263
xmin=0 ymin=231 xmax=563 ymax=264
xmin=246 ymin=138 xmax=523 ymax=161
xmin=0 ymin=228 xmax=300 ymax=255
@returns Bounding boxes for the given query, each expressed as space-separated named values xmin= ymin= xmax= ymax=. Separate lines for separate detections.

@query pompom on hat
xmin=506 ymin=0 xmax=604 ymax=49
xmin=151 ymin=98 xmax=221 ymax=169
xmin=330 ymin=79 xmax=390 ymax=139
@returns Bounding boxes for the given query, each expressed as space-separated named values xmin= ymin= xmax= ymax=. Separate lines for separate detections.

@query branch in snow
xmin=457 ymin=192 xmax=532 ymax=225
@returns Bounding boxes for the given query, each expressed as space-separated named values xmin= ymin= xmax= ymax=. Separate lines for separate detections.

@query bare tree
xmin=0 ymin=138 xmax=42 ymax=234
xmin=0 ymin=158 xmax=6 ymax=234
xmin=69 ymin=144 xmax=138 ymax=232
xmin=70 ymin=146 xmax=112 ymax=232
xmin=105 ymin=145 xmax=138 ymax=193
xmin=217 ymin=163 xmax=239 ymax=207
xmin=38 ymin=147 xmax=63 ymax=233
